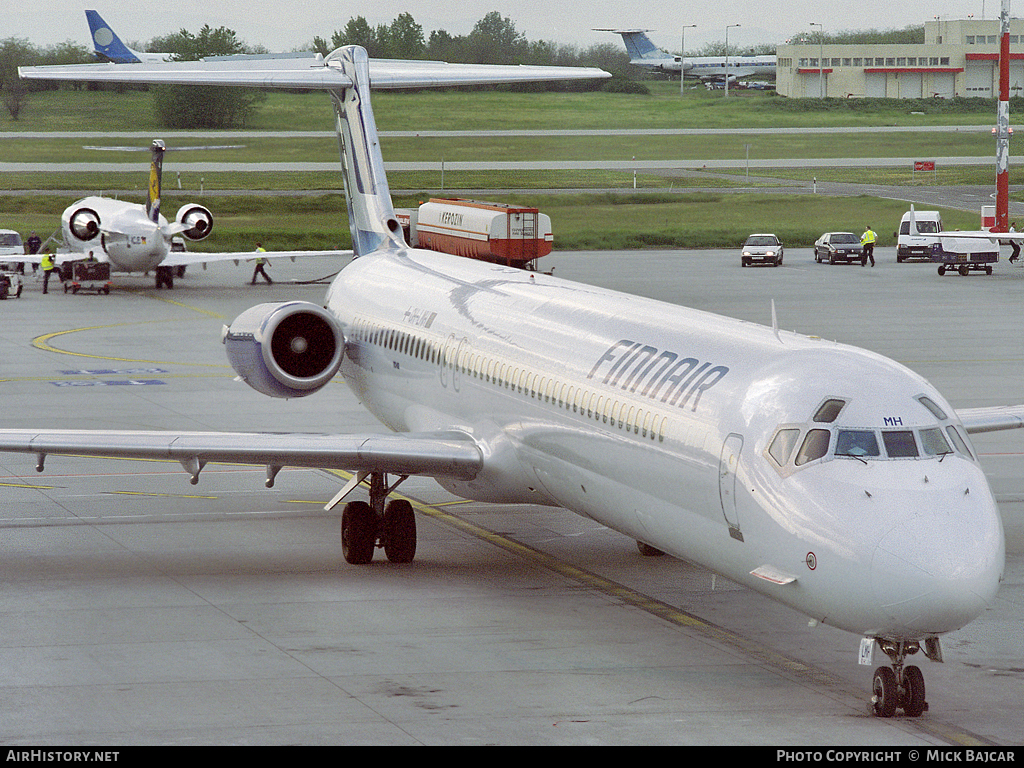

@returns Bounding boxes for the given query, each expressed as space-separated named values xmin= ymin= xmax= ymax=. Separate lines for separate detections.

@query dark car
xmin=741 ymin=233 xmax=784 ymax=267
xmin=814 ymin=232 xmax=866 ymax=265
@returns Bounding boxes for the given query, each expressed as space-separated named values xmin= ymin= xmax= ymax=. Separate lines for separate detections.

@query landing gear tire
xmin=636 ymin=541 xmax=666 ymax=557
xmin=383 ymin=499 xmax=417 ymax=563
xmin=901 ymin=665 xmax=927 ymax=717
xmin=341 ymin=500 xmax=376 ymax=564
xmin=872 ymin=666 xmax=898 ymax=718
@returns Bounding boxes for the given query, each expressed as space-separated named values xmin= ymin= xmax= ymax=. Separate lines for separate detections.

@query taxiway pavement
xmin=0 ymin=249 xmax=1020 ymax=745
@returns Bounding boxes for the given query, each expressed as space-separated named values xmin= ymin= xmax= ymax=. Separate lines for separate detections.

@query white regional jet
xmin=599 ymin=28 xmax=776 ymax=84
xmin=14 ymin=47 xmax=1024 ymax=718
xmin=46 ymin=139 xmax=345 ymax=288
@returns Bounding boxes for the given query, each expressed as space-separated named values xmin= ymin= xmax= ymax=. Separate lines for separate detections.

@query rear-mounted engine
xmin=175 ymin=204 xmax=214 ymax=241
xmin=68 ymin=208 xmax=101 ymax=241
xmin=222 ymin=302 xmax=344 ymax=398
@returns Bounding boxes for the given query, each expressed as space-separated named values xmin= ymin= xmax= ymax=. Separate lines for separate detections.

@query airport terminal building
xmin=776 ymin=18 xmax=1024 ymax=99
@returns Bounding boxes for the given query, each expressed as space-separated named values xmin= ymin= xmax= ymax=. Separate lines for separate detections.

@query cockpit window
xmin=812 ymin=399 xmax=846 ymax=423
xmin=768 ymin=428 xmax=801 ymax=465
xmin=795 ymin=429 xmax=830 ymax=466
xmin=945 ymin=425 xmax=974 ymax=460
xmin=920 ymin=427 xmax=952 ymax=456
xmin=836 ymin=429 xmax=880 ymax=458
xmin=917 ymin=395 xmax=948 ymax=420
xmin=882 ymin=430 xmax=918 ymax=458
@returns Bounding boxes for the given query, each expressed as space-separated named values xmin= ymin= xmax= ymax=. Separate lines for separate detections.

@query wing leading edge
xmin=956 ymin=406 xmax=1024 ymax=434
xmin=0 ymin=429 xmax=482 ymax=485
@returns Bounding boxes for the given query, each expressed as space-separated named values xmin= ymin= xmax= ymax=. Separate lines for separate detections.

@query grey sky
xmin=15 ymin=2 xmax=1001 ymax=54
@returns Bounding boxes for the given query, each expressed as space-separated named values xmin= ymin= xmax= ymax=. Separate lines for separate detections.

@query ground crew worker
xmin=861 ymin=225 xmax=877 ymax=267
xmin=1009 ymin=222 xmax=1020 ymax=263
xmin=40 ymin=251 xmax=60 ymax=294
xmin=251 ymin=243 xmax=272 ymax=285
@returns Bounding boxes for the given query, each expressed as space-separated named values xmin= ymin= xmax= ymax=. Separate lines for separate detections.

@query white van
xmin=895 ymin=210 xmax=942 ymax=262
xmin=0 ymin=229 xmax=24 ymax=258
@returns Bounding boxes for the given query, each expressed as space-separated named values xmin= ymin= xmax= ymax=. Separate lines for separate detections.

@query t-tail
xmin=326 ymin=47 xmax=406 ymax=256
xmin=86 ymin=10 xmax=142 ymax=64
xmin=147 ymin=140 xmax=165 ymax=224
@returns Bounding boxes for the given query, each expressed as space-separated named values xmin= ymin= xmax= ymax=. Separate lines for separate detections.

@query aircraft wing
xmin=956 ymin=406 xmax=1024 ymax=434
xmin=159 ymin=249 xmax=352 ymax=268
xmin=19 ymin=56 xmax=610 ymax=90
xmin=0 ymin=429 xmax=483 ymax=483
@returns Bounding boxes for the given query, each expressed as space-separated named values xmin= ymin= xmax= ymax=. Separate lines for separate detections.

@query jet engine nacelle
xmin=175 ymin=204 xmax=214 ymax=241
xmin=68 ymin=207 xmax=101 ymax=242
xmin=222 ymin=301 xmax=344 ymax=399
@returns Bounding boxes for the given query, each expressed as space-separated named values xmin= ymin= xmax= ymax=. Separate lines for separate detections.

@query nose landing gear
xmin=871 ymin=638 xmax=933 ymax=718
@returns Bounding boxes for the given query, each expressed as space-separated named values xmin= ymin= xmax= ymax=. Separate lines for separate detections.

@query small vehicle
xmin=0 ymin=270 xmax=22 ymax=299
xmin=895 ymin=210 xmax=942 ymax=262
xmin=814 ymin=232 xmax=866 ymax=265
xmin=0 ymin=229 xmax=24 ymax=258
xmin=931 ymin=239 xmax=998 ymax=276
xmin=741 ymin=233 xmax=784 ymax=267
xmin=0 ymin=229 xmax=26 ymax=273
xmin=62 ymin=259 xmax=111 ymax=295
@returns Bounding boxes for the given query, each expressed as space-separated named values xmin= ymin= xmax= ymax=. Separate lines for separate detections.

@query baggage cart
xmin=931 ymin=241 xmax=998 ymax=276
xmin=63 ymin=259 xmax=111 ymax=294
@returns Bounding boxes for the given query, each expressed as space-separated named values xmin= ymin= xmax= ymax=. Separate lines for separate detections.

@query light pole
xmin=681 ymin=24 xmax=696 ymax=95
xmin=810 ymin=22 xmax=824 ymax=98
xmin=725 ymin=24 xmax=740 ymax=97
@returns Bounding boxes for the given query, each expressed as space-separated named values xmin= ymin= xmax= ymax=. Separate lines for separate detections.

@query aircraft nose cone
xmin=871 ymin=504 xmax=1003 ymax=635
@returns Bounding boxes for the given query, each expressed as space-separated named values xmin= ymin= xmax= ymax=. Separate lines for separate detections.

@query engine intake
xmin=68 ymin=208 xmax=101 ymax=241
xmin=223 ymin=302 xmax=344 ymax=398
xmin=175 ymin=204 xmax=214 ymax=241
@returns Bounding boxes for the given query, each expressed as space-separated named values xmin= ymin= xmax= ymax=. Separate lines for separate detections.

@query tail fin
xmin=327 ymin=47 xmax=405 ymax=256
xmin=86 ymin=10 xmax=141 ymax=64
xmin=147 ymin=140 xmax=165 ymax=223
xmin=599 ymin=29 xmax=673 ymax=61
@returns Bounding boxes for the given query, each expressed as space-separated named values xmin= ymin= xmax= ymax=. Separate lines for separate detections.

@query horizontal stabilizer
xmin=20 ymin=54 xmax=610 ymax=91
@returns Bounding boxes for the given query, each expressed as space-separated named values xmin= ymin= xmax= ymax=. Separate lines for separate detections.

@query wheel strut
xmin=338 ymin=472 xmax=416 ymax=564
xmin=870 ymin=639 xmax=930 ymax=718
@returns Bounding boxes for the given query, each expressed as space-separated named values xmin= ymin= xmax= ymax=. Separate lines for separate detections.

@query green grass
xmin=0 ymin=82 xmax=1009 ymax=252
xmin=3 ymin=83 xmax=1004 ymax=133
xmin=0 ymin=191 xmax=978 ymax=253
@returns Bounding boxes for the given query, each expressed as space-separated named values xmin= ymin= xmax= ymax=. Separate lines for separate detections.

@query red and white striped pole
xmin=995 ymin=0 xmax=1011 ymax=232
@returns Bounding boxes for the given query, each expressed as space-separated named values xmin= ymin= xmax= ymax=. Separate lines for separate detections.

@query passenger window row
xmin=350 ymin=316 xmax=669 ymax=442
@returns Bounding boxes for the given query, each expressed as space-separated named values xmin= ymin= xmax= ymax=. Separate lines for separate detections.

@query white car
xmin=741 ymin=233 xmax=784 ymax=267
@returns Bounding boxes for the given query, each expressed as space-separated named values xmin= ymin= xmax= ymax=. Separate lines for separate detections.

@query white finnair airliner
xmin=14 ymin=47 xmax=1024 ymax=718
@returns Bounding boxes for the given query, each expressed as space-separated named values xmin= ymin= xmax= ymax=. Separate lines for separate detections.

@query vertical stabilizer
xmin=327 ymin=47 xmax=406 ymax=256
xmin=85 ymin=10 xmax=142 ymax=64
xmin=598 ymin=29 xmax=673 ymax=62
xmin=147 ymin=140 xmax=165 ymax=223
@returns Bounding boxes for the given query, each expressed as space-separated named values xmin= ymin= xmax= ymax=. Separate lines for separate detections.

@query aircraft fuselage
xmin=61 ymin=195 xmax=170 ymax=273
xmin=330 ymin=247 xmax=1004 ymax=641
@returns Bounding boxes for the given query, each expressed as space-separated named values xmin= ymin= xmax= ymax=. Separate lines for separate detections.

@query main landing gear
xmin=870 ymin=638 xmax=939 ymax=718
xmin=339 ymin=472 xmax=417 ymax=565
